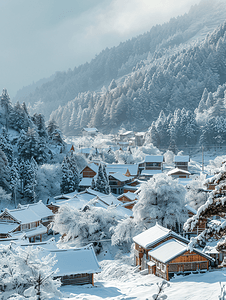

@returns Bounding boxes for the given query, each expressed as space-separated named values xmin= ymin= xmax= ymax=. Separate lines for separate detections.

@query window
xmin=161 ymin=264 xmax=166 ymax=273
xmin=21 ymin=223 xmax=30 ymax=230
xmin=30 ymin=222 xmax=36 ymax=228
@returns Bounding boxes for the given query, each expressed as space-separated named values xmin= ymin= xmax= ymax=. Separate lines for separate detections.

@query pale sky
xmin=0 ymin=0 xmax=201 ymax=97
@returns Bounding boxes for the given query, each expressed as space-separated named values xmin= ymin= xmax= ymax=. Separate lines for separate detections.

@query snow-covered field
xmin=60 ymin=259 xmax=226 ymax=300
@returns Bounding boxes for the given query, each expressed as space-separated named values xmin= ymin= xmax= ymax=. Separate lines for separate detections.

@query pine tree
xmin=0 ymin=147 xmax=10 ymax=191
xmin=102 ymin=165 xmax=111 ymax=194
xmin=60 ymin=159 xmax=75 ymax=194
xmin=0 ymin=129 xmax=13 ymax=165
xmin=1 ymin=88 xmax=12 ymax=131
xmin=9 ymin=158 xmax=19 ymax=206
xmin=23 ymin=158 xmax=37 ymax=202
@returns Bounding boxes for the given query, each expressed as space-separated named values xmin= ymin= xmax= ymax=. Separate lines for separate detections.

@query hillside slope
xmin=15 ymin=0 xmax=226 ymax=134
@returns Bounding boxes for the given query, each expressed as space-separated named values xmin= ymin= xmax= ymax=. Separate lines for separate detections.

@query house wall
xmin=56 ymin=273 xmax=93 ymax=285
xmin=174 ymin=162 xmax=188 ymax=170
xmin=47 ymin=204 xmax=59 ymax=214
xmin=82 ymin=167 xmax=97 ymax=178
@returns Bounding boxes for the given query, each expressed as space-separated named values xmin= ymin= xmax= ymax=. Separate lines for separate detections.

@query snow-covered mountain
xmin=15 ymin=0 xmax=226 ymax=135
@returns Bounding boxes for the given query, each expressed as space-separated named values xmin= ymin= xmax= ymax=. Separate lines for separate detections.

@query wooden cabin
xmin=117 ymin=192 xmax=138 ymax=210
xmin=148 ymin=239 xmax=213 ymax=280
xmin=79 ymin=177 xmax=93 ymax=191
xmin=80 ymin=163 xmax=98 ymax=178
xmin=135 ymin=132 xmax=145 ymax=146
xmin=108 ymin=173 xmax=132 ymax=194
xmin=138 ymin=155 xmax=164 ymax=175
xmin=174 ymin=155 xmax=190 ymax=171
xmin=168 ymin=168 xmax=191 ymax=178
xmin=106 ymin=164 xmax=139 ymax=179
xmin=0 ymin=207 xmax=47 ymax=242
xmin=45 ymin=244 xmax=101 ymax=285
xmin=133 ymin=223 xmax=189 ymax=270
xmin=123 ymin=179 xmax=141 ymax=193
xmin=17 ymin=200 xmax=54 ymax=228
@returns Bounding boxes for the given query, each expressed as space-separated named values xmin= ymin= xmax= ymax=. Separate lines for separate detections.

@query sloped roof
xmin=45 ymin=244 xmax=101 ymax=276
xmin=80 ymin=163 xmax=99 ymax=174
xmin=18 ymin=200 xmax=53 ymax=219
xmin=185 ymin=204 xmax=197 ymax=215
xmin=109 ymin=172 xmax=132 ymax=182
xmin=174 ymin=155 xmax=190 ymax=162
xmin=168 ymin=168 xmax=191 ymax=176
xmin=79 ymin=177 xmax=93 ymax=187
xmin=141 ymin=170 xmax=162 ymax=176
xmin=106 ymin=164 xmax=138 ymax=176
xmin=148 ymin=238 xmax=213 ymax=263
xmin=118 ymin=191 xmax=138 ymax=201
xmin=0 ymin=222 xmax=19 ymax=234
xmin=133 ymin=223 xmax=188 ymax=249
xmin=140 ymin=155 xmax=164 ymax=164
xmin=1 ymin=207 xmax=41 ymax=224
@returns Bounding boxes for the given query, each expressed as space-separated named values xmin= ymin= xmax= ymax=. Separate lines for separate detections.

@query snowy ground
xmin=60 ymin=259 xmax=226 ymax=300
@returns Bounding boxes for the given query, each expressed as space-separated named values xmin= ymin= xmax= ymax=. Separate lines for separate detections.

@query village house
xmin=174 ymin=155 xmax=190 ymax=170
xmin=82 ymin=128 xmax=99 ymax=137
xmin=49 ymin=244 xmax=101 ymax=285
xmin=106 ymin=164 xmax=139 ymax=179
xmin=117 ymin=191 xmax=138 ymax=210
xmin=133 ymin=223 xmax=189 ymax=270
xmin=79 ymin=163 xmax=99 ymax=191
xmin=168 ymin=168 xmax=191 ymax=178
xmin=17 ymin=200 xmax=54 ymax=228
xmin=119 ymin=131 xmax=134 ymax=142
xmin=148 ymin=239 xmax=213 ymax=280
xmin=138 ymin=155 xmax=164 ymax=178
xmin=108 ymin=172 xmax=133 ymax=194
xmin=0 ymin=206 xmax=47 ymax=242
xmin=123 ymin=179 xmax=142 ymax=193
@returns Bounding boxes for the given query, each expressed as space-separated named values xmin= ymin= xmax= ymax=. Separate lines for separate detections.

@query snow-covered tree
xmin=92 ymin=164 xmax=110 ymax=194
xmin=0 ymin=187 xmax=11 ymax=206
xmin=0 ymin=244 xmax=61 ymax=299
xmin=1 ymin=88 xmax=12 ymax=131
xmin=52 ymin=204 xmax=118 ymax=253
xmin=0 ymin=130 xmax=13 ymax=165
xmin=9 ymin=158 xmax=19 ymax=206
xmin=0 ymin=147 xmax=10 ymax=192
xmin=133 ymin=173 xmax=188 ymax=231
xmin=60 ymin=154 xmax=80 ymax=194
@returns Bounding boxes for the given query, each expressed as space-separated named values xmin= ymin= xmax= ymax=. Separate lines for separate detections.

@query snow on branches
xmin=0 ymin=244 xmax=61 ymax=299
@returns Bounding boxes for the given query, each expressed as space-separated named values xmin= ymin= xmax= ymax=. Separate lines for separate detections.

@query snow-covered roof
xmin=174 ymin=155 xmax=190 ymax=162
xmin=118 ymin=191 xmax=138 ymax=201
xmin=54 ymin=191 xmax=78 ymax=201
xmin=20 ymin=237 xmax=58 ymax=250
xmin=148 ymin=238 xmax=213 ymax=263
xmin=83 ymin=128 xmax=98 ymax=133
xmin=133 ymin=223 xmax=189 ymax=249
xmin=106 ymin=164 xmax=138 ymax=176
xmin=18 ymin=200 xmax=53 ymax=219
xmin=114 ymin=205 xmax=133 ymax=218
xmin=141 ymin=170 xmax=162 ymax=176
xmin=143 ymin=155 xmax=164 ymax=163
xmin=96 ymin=194 xmax=121 ymax=206
xmin=185 ymin=204 xmax=197 ymax=215
xmin=109 ymin=172 xmax=132 ymax=182
xmin=10 ymin=224 xmax=47 ymax=239
xmin=0 ymin=222 xmax=19 ymax=234
xmin=123 ymin=185 xmax=139 ymax=191
xmin=1 ymin=207 xmax=41 ymax=224
xmin=79 ymin=177 xmax=93 ymax=187
xmin=80 ymin=163 xmax=99 ymax=174
xmin=177 ymin=178 xmax=192 ymax=186
xmin=120 ymin=131 xmax=133 ymax=136
xmin=46 ymin=244 xmax=101 ymax=276
xmin=168 ymin=168 xmax=191 ymax=176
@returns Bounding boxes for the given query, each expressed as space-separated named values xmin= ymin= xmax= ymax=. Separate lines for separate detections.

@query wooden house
xmin=138 ymin=155 xmax=164 ymax=175
xmin=17 ymin=200 xmax=54 ymax=228
xmin=148 ymin=239 xmax=213 ymax=280
xmin=80 ymin=163 xmax=99 ymax=178
xmin=168 ymin=168 xmax=191 ymax=178
xmin=119 ymin=131 xmax=134 ymax=142
xmin=108 ymin=172 xmax=132 ymax=194
xmin=0 ymin=206 xmax=47 ymax=242
xmin=123 ymin=179 xmax=141 ymax=193
xmin=117 ymin=192 xmax=138 ymax=210
xmin=174 ymin=155 xmax=190 ymax=170
xmin=133 ymin=223 xmax=189 ymax=270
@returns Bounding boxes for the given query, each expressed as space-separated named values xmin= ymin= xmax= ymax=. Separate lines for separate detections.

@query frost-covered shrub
xmin=52 ymin=204 xmax=118 ymax=253
xmin=0 ymin=245 xmax=61 ymax=300
xmin=164 ymin=150 xmax=174 ymax=164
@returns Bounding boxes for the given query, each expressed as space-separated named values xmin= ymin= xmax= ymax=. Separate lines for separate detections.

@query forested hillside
xmin=15 ymin=0 xmax=226 ymax=136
